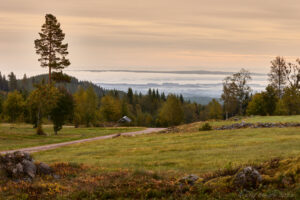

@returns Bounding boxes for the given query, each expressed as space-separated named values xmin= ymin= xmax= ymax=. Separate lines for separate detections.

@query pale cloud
xmin=1 ymin=0 xmax=300 ymax=77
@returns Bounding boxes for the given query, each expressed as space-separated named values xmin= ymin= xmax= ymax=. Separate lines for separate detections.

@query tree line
xmin=222 ymin=56 xmax=300 ymax=117
xmin=4 ymin=54 xmax=299 ymax=135
xmin=0 ymin=76 xmax=223 ymax=134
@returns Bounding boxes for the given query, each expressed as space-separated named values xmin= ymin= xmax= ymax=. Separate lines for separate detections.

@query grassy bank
xmin=178 ymin=115 xmax=300 ymax=132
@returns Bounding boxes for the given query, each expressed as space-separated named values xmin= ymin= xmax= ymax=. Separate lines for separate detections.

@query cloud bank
xmin=1 ymin=0 xmax=300 ymax=77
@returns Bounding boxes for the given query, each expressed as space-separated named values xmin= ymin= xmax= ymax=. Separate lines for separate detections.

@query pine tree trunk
xmin=49 ymin=36 xmax=52 ymax=85
xmin=49 ymin=66 xmax=51 ymax=84
xmin=36 ymin=107 xmax=44 ymax=135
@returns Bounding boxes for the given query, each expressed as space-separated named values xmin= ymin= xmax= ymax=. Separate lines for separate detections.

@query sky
xmin=1 ymin=0 xmax=300 ymax=78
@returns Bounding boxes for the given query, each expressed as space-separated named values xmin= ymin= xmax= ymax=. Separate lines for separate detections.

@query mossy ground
xmin=0 ymin=157 xmax=299 ymax=199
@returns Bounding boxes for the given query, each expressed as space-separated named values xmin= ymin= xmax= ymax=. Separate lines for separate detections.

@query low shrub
xmin=200 ymin=123 xmax=212 ymax=131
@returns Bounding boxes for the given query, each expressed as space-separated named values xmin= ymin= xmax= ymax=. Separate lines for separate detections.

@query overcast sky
xmin=1 ymin=0 xmax=300 ymax=77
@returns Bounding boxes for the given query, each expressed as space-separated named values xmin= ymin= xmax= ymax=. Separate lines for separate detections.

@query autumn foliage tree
xmin=3 ymin=91 xmax=24 ymax=122
xmin=158 ymin=95 xmax=183 ymax=126
xmin=34 ymin=14 xmax=70 ymax=84
xmin=281 ymin=86 xmax=300 ymax=115
xmin=27 ymin=83 xmax=60 ymax=134
xmin=73 ymin=87 xmax=98 ymax=127
xmin=246 ymin=93 xmax=266 ymax=116
xmin=206 ymin=99 xmax=223 ymax=119
xmin=99 ymin=95 xmax=122 ymax=122
xmin=247 ymin=85 xmax=278 ymax=116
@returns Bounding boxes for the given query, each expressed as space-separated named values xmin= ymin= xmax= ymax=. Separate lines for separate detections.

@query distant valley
xmin=67 ymin=69 xmax=268 ymax=103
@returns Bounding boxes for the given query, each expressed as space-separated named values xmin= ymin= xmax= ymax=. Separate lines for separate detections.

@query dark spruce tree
xmin=34 ymin=14 xmax=70 ymax=84
xmin=50 ymin=87 xmax=74 ymax=134
xmin=8 ymin=72 xmax=18 ymax=91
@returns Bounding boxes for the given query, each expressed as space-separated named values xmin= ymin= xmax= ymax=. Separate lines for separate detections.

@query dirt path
xmin=0 ymin=128 xmax=166 ymax=154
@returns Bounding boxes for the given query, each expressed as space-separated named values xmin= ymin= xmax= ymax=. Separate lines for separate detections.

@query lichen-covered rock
xmin=13 ymin=151 xmax=33 ymax=162
xmin=22 ymin=159 xmax=37 ymax=179
xmin=12 ymin=163 xmax=24 ymax=178
xmin=179 ymin=174 xmax=199 ymax=185
xmin=0 ymin=151 xmax=36 ymax=180
xmin=0 ymin=151 xmax=49 ymax=181
xmin=233 ymin=166 xmax=262 ymax=189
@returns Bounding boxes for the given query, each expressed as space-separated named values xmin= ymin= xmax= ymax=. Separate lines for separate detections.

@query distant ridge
xmin=69 ymin=69 xmax=266 ymax=76
xmin=15 ymin=74 xmax=113 ymax=97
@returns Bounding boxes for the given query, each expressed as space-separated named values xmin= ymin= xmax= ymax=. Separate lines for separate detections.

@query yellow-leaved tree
xmin=73 ymin=87 xmax=98 ymax=127
xmin=27 ymin=83 xmax=60 ymax=135
xmin=99 ymin=95 xmax=122 ymax=122
xmin=158 ymin=95 xmax=183 ymax=127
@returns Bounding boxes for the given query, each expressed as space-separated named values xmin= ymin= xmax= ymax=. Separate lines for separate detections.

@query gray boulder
xmin=13 ymin=151 xmax=33 ymax=162
xmin=234 ymin=166 xmax=262 ymax=189
xmin=12 ymin=163 xmax=24 ymax=178
xmin=37 ymin=162 xmax=52 ymax=175
xmin=179 ymin=174 xmax=199 ymax=185
xmin=22 ymin=159 xmax=37 ymax=179
xmin=0 ymin=151 xmax=48 ymax=181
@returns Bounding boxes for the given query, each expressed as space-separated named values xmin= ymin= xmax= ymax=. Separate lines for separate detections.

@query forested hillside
xmin=0 ymin=72 xmax=109 ymax=97
xmin=0 ymin=71 xmax=220 ymax=135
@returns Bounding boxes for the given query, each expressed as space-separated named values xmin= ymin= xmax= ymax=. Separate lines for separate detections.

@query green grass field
xmin=0 ymin=124 xmax=142 ymax=151
xmin=34 ymin=126 xmax=300 ymax=174
xmin=1 ymin=116 xmax=300 ymax=199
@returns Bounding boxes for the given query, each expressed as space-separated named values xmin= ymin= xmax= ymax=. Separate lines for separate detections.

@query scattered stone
xmin=162 ymin=127 xmax=180 ymax=134
xmin=53 ymin=174 xmax=60 ymax=180
xmin=215 ymin=122 xmax=300 ymax=130
xmin=233 ymin=166 xmax=262 ymax=189
xmin=37 ymin=162 xmax=52 ymax=175
xmin=22 ymin=159 xmax=37 ymax=179
xmin=179 ymin=174 xmax=199 ymax=185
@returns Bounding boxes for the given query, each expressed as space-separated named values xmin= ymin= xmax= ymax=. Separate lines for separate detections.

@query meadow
xmin=33 ymin=116 xmax=300 ymax=174
xmin=0 ymin=124 xmax=142 ymax=151
xmin=1 ymin=116 xmax=300 ymax=199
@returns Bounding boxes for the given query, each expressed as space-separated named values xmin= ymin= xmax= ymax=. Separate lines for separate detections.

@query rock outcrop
xmin=0 ymin=151 xmax=54 ymax=181
xmin=233 ymin=166 xmax=262 ymax=189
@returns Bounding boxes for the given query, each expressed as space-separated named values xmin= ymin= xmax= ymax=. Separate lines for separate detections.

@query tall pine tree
xmin=34 ymin=14 xmax=70 ymax=84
